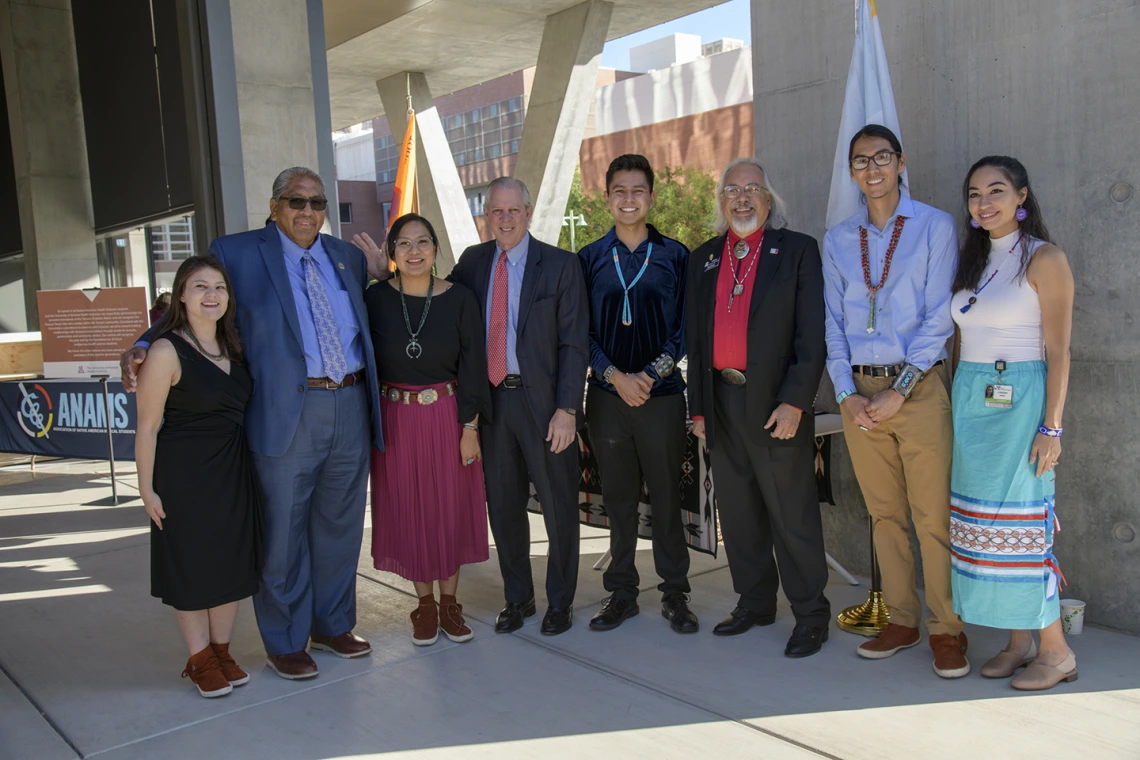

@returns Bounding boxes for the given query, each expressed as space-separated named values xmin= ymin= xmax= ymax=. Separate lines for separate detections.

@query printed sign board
xmin=0 ymin=379 xmax=137 ymax=460
xmin=36 ymin=288 xmax=148 ymax=378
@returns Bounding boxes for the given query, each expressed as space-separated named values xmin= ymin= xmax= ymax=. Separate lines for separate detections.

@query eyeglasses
xmin=849 ymin=151 xmax=900 ymax=171
xmin=393 ymin=238 xmax=434 ymax=253
xmin=722 ymin=184 xmax=768 ymax=199
xmin=279 ymin=196 xmax=328 ymax=211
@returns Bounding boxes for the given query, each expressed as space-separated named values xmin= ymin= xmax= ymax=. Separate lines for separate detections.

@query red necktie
xmin=487 ymin=250 xmax=509 ymax=386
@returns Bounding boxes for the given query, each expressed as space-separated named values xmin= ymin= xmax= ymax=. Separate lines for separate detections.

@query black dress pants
xmin=587 ymin=385 xmax=691 ymax=601
xmin=710 ymin=380 xmax=830 ymax=626
xmin=482 ymin=386 xmax=581 ymax=609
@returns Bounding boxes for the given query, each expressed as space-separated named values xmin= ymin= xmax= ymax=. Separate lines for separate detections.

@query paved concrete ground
xmin=1 ymin=459 xmax=1138 ymax=760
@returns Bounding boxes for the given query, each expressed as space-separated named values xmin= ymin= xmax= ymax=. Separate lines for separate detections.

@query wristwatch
xmin=560 ymin=407 xmax=578 ymax=416
xmin=652 ymin=353 xmax=675 ymax=379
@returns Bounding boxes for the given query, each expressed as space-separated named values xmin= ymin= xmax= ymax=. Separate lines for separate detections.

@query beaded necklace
xmin=859 ymin=215 xmax=906 ymax=333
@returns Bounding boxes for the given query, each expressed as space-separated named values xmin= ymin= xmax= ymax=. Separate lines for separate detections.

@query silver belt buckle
xmin=719 ymin=368 xmax=747 ymax=386
xmin=417 ymin=388 xmax=439 ymax=405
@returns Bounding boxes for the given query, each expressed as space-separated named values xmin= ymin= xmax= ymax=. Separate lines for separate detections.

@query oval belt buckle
xmin=387 ymin=388 xmax=401 ymax=402
xmin=418 ymin=388 xmax=439 ymax=405
xmin=719 ymin=368 xmax=747 ymax=386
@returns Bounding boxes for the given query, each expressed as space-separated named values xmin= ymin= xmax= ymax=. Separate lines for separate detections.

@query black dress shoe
xmin=785 ymin=623 xmax=829 ymax=658
xmin=541 ymin=606 xmax=573 ymax=635
xmin=661 ymin=593 xmax=699 ymax=634
xmin=494 ymin=597 xmax=537 ymax=633
xmin=589 ymin=596 xmax=639 ymax=631
xmin=711 ymin=606 xmax=776 ymax=636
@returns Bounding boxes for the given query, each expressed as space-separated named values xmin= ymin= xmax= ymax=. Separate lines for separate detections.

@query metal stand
xmin=837 ymin=515 xmax=891 ymax=636
xmin=592 ymin=549 xmax=611 ymax=571
xmin=94 ymin=375 xmax=119 ymax=506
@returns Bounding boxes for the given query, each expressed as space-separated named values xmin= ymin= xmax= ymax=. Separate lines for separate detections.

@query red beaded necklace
xmin=859 ymin=214 xmax=906 ymax=333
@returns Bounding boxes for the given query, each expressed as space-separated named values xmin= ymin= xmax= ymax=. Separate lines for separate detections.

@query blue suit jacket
xmin=145 ymin=223 xmax=383 ymax=456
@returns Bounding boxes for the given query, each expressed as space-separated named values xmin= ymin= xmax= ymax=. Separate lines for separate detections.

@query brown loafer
xmin=981 ymin=641 xmax=1037 ymax=678
xmin=310 ymin=631 xmax=373 ymax=659
xmin=930 ymin=632 xmax=971 ymax=678
xmin=1011 ymin=649 xmax=1077 ymax=691
xmin=266 ymin=650 xmax=319 ymax=680
xmin=856 ymin=623 xmax=920 ymax=660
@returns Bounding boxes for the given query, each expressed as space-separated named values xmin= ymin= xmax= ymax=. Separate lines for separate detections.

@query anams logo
xmin=17 ymin=382 xmax=53 ymax=439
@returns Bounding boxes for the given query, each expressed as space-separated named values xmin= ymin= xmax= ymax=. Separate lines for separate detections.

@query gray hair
xmin=484 ymin=176 xmax=532 ymax=211
xmin=713 ymin=157 xmax=789 ymax=235
xmin=272 ymin=166 xmax=326 ymax=199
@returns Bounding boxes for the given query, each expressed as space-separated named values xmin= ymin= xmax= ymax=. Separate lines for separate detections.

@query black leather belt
xmin=498 ymin=374 xmax=523 ymax=389
xmin=307 ymin=369 xmax=366 ymax=389
xmin=852 ymin=359 xmax=943 ymax=378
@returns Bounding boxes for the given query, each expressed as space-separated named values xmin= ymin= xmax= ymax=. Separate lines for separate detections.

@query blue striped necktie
xmin=301 ymin=251 xmax=347 ymax=383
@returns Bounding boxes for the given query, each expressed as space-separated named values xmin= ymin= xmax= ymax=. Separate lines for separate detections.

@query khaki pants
xmin=840 ymin=364 xmax=962 ymax=636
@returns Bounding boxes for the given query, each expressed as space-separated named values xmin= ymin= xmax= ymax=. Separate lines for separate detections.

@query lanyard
xmin=960 ymin=235 xmax=1023 ymax=314
xmin=612 ymin=242 xmax=652 ymax=326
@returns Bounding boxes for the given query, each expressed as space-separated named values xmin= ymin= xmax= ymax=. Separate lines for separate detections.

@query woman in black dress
xmin=366 ymin=214 xmax=491 ymax=647
xmin=135 ymin=255 xmax=260 ymax=698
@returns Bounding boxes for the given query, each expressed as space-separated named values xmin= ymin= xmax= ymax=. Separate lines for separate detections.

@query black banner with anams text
xmin=0 ymin=379 xmax=137 ymax=460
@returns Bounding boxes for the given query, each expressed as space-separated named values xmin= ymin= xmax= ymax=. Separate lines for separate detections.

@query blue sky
xmin=601 ymin=0 xmax=751 ymax=70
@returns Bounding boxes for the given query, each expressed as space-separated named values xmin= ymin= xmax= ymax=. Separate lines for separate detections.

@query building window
xmin=489 ymin=103 xmax=499 ymax=117
xmin=490 ymin=144 xmax=501 ymax=158
xmin=382 ymin=202 xmax=391 ymax=230
xmin=473 ymin=147 xmax=483 ymax=162
xmin=510 ymin=139 xmax=519 ymax=154
xmin=339 ymin=202 xmax=352 ymax=224
xmin=455 ymin=153 xmax=466 ymax=166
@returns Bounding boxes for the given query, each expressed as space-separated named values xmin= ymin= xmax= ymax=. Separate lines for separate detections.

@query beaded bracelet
xmin=1038 ymin=425 xmax=1063 ymax=438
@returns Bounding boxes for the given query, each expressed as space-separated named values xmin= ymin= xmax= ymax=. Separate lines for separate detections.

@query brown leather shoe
xmin=439 ymin=594 xmax=474 ymax=643
xmin=210 ymin=641 xmax=250 ymax=686
xmin=856 ymin=624 xmax=921 ymax=660
xmin=931 ymin=632 xmax=971 ymax=678
xmin=266 ymin=650 xmax=319 ymax=680
xmin=411 ymin=594 xmax=439 ymax=647
xmin=310 ymin=631 xmax=372 ymax=659
xmin=182 ymin=646 xmax=233 ymax=698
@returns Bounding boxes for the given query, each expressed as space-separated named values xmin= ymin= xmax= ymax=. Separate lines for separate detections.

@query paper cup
xmin=1060 ymin=599 xmax=1086 ymax=635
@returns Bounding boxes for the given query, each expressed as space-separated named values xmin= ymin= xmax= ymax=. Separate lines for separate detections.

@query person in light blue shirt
xmin=278 ymin=228 xmax=365 ymax=377
xmin=822 ymin=124 xmax=967 ymax=679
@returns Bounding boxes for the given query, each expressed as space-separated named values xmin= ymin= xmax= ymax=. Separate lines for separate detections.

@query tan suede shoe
xmin=182 ymin=646 xmax=233 ymax=698
xmin=210 ymin=641 xmax=250 ymax=686
xmin=1011 ymin=649 xmax=1077 ymax=691
xmin=856 ymin=624 xmax=920 ymax=659
xmin=981 ymin=640 xmax=1037 ymax=678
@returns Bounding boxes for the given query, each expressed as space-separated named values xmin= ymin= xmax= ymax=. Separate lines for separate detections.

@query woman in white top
xmin=949 ymin=156 xmax=1075 ymax=691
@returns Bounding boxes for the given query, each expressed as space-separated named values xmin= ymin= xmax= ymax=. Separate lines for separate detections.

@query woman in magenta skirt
xmin=365 ymin=213 xmax=491 ymax=646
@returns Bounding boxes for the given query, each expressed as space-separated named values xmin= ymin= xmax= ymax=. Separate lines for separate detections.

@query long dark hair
xmin=155 ymin=255 xmax=244 ymax=362
xmin=386 ymin=214 xmax=439 ymax=277
xmin=953 ymin=156 xmax=1052 ymax=293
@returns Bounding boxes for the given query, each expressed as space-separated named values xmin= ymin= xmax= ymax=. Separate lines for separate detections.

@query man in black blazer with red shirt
xmin=448 ymin=177 xmax=589 ymax=636
xmin=687 ymin=158 xmax=831 ymax=657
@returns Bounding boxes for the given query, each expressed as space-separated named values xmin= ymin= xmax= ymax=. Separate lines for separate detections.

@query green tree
xmin=558 ymin=165 xmax=718 ymax=253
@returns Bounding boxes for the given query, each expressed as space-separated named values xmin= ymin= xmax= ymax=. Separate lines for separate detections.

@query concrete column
xmin=0 ymin=0 xmax=98 ymax=329
xmin=514 ymin=0 xmax=612 ymax=245
xmin=229 ymin=0 xmax=321 ymax=230
xmin=124 ymin=229 xmax=152 ymax=305
xmin=307 ymin=0 xmax=339 ymax=238
xmin=376 ymin=72 xmax=479 ymax=274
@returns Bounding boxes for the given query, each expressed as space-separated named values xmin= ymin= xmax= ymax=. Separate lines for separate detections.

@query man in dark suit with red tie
xmin=687 ymin=158 xmax=831 ymax=658
xmin=448 ymin=177 xmax=589 ymax=636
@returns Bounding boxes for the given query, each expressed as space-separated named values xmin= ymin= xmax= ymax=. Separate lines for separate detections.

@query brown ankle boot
xmin=182 ymin=645 xmax=233 ymax=698
xmin=411 ymin=594 xmax=438 ymax=647
xmin=439 ymin=594 xmax=474 ymax=643
xmin=210 ymin=641 xmax=250 ymax=686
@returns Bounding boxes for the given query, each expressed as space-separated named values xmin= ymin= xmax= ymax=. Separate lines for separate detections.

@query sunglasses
xmin=279 ymin=196 xmax=328 ymax=211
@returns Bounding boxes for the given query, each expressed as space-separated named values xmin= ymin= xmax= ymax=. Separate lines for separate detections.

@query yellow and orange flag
xmin=388 ymin=106 xmax=418 ymax=230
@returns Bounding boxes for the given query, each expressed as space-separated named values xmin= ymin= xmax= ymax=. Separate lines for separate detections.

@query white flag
xmin=825 ymin=0 xmax=907 ymax=230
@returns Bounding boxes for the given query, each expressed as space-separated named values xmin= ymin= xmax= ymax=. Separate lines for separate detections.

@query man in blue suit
xmin=122 ymin=167 xmax=387 ymax=680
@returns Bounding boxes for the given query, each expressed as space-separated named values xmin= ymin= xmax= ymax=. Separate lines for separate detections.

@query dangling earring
xmin=969 ymin=218 xmax=982 ymax=229
xmin=1015 ymin=206 xmax=1028 ymax=222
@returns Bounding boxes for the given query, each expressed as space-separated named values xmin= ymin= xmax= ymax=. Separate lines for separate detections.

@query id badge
xmin=985 ymin=383 xmax=1014 ymax=409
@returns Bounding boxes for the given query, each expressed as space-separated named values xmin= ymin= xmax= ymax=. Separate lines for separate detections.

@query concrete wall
xmin=751 ymin=0 xmax=1140 ymax=632
xmin=593 ymin=45 xmax=752 ymax=135
xmin=334 ymin=129 xmax=376 ymax=182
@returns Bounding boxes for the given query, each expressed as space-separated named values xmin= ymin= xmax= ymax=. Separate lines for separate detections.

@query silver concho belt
xmin=718 ymin=368 xmax=747 ymax=386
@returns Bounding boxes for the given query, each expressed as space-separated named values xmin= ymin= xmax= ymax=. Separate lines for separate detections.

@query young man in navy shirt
xmin=578 ymin=155 xmax=696 ymax=634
